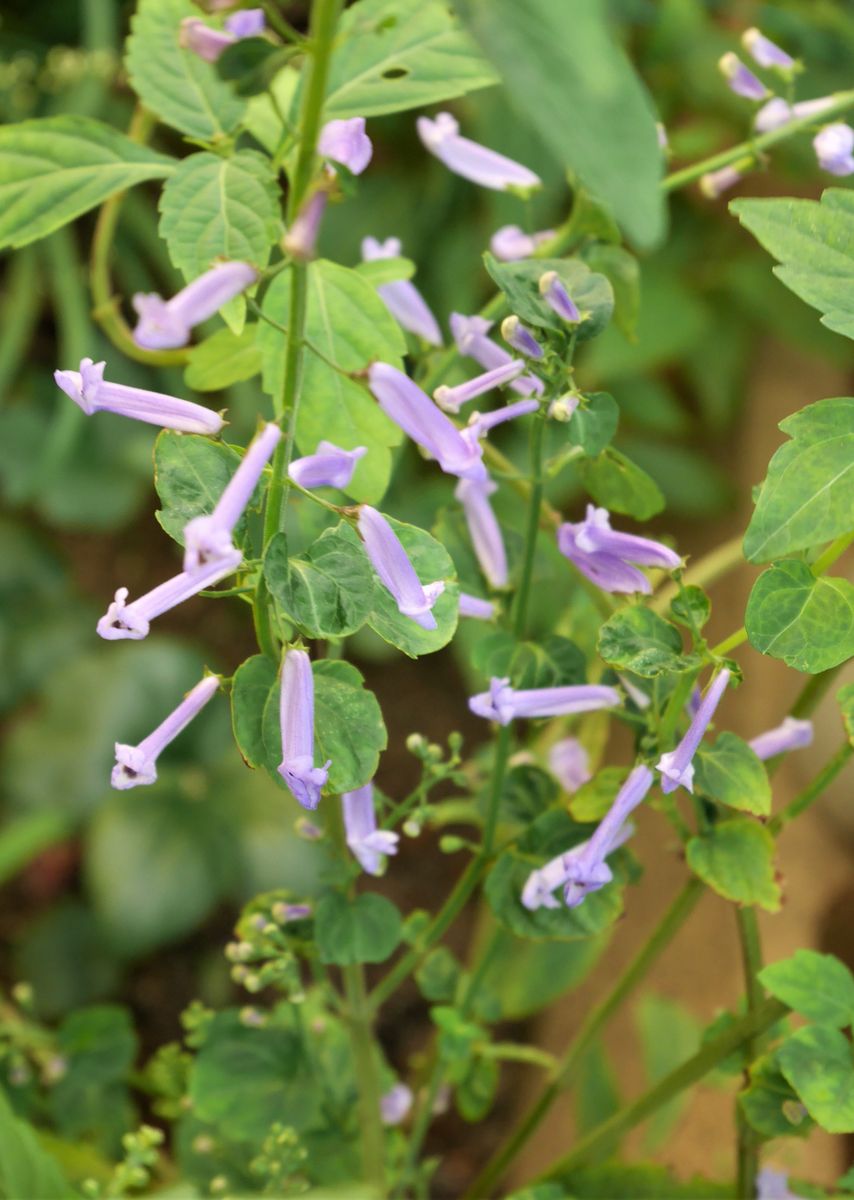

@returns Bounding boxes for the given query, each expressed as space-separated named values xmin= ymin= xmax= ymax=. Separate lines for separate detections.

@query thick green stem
xmin=734 ymin=907 xmax=764 ymax=1199
xmin=770 ymin=741 xmax=853 ymax=834
xmin=342 ymin=962 xmax=387 ymax=1197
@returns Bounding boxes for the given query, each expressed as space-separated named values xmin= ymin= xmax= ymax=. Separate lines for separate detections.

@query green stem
xmin=342 ymin=962 xmax=387 ymax=1197
xmin=533 ymin=997 xmax=788 ymax=1184
xmin=770 ymin=741 xmax=853 ymax=834
xmin=734 ymin=907 xmax=764 ymax=1199
xmin=463 ymin=877 xmax=702 ymax=1200
xmin=0 ymin=248 xmax=40 ymax=403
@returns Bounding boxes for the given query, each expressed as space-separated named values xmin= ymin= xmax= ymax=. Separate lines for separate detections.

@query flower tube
xmin=318 ymin=117 xmax=373 ymax=175
xmin=718 ymin=52 xmax=769 ymax=100
xmin=283 ymin=189 xmax=328 ymax=260
xmin=539 ymin=271 xmax=580 ymax=324
xmin=500 ymin=316 xmax=544 ymax=360
xmin=97 ymin=556 xmax=241 ymax=641
xmin=754 ymin=95 xmax=836 ymax=133
xmin=547 ymin=738 xmax=592 ymax=794
xmin=450 ymin=313 xmax=543 ymax=397
xmin=278 ymin=649 xmax=330 ymax=810
xmin=341 ymin=782 xmax=399 ymax=875
xmin=814 ymin=124 xmax=854 ymax=175
xmin=416 ymin=112 xmax=541 ymax=192
xmin=741 ymin=28 xmax=795 ymax=70
xmin=470 ymin=678 xmax=621 ymax=725
xmin=490 ymin=224 xmax=554 ymax=262
xmin=179 ymin=9 xmax=265 ymax=62
xmin=55 ymin=358 xmax=223 ymax=434
xmin=112 ymin=675 xmax=220 ymax=790
xmin=700 ymin=164 xmax=746 ymax=198
xmin=358 ymin=506 xmax=445 ymax=630
xmin=455 ymin=477 xmax=507 ymax=589
xmin=132 ymin=261 xmax=258 ymax=350
xmin=288 ymin=441 xmax=367 ymax=490
xmin=458 ymin=593 xmax=496 ymax=620
xmin=434 ymin=359 xmax=526 ymax=414
xmin=656 ymin=669 xmax=731 ymax=793
xmin=749 ymin=717 xmax=813 ymax=761
xmin=362 ymin=236 xmax=442 ymax=345
xmin=557 ymin=505 xmax=682 ymax=594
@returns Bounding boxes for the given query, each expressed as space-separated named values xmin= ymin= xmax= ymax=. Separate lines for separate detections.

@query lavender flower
xmin=557 ymin=505 xmax=681 ymax=594
xmin=416 ymin=112 xmax=541 ymax=192
xmin=184 ymin=422 xmax=281 ymax=572
xmin=97 ymin=556 xmax=241 ymax=641
xmin=381 ymin=1084 xmax=413 ymax=1126
xmin=470 ymin=678 xmax=621 ymax=725
xmin=814 ymin=123 xmax=854 ymax=176
xmin=539 ymin=271 xmax=581 ymax=324
xmin=657 ymin=669 xmax=731 ymax=794
xmin=318 ymin=117 xmax=372 ymax=175
xmin=362 ymin=236 xmax=442 ymax=346
xmin=283 ymin=189 xmax=328 ymax=260
xmin=490 ymin=224 xmax=554 ymax=262
xmin=342 ymin=782 xmax=399 ymax=875
xmin=548 ymin=738 xmax=591 ymax=794
xmin=741 ymin=28 xmax=795 ymax=71
xmin=619 ymin=674 xmax=652 ymax=711
xmin=179 ymin=10 xmax=265 ymax=62
xmin=459 ymin=593 xmax=496 ymax=620
xmin=699 ymin=165 xmax=745 ymax=198
xmin=455 ymin=477 xmax=507 ymax=589
xmin=225 ymin=8 xmax=266 ymax=36
xmin=749 ymin=717 xmax=813 ymax=761
xmin=133 ymin=261 xmax=258 ymax=350
xmin=548 ymin=393 xmax=580 ymax=422
xmin=755 ymin=95 xmax=835 ymax=133
xmin=434 ymin=359 xmax=526 ymax=414
xmin=368 ymin=362 xmax=486 ymax=481
xmin=522 ymin=765 xmax=653 ymax=910
xmin=718 ymin=52 xmax=769 ymax=101
xmin=463 ymin=397 xmax=539 ymax=443
xmin=756 ymin=1167 xmax=805 ymax=1200
xmin=288 ymin=440 xmax=367 ymax=490
xmin=111 ymin=675 xmax=220 ymax=790
xmin=278 ymin=649 xmax=330 ymax=810
xmin=500 ymin=316 xmax=544 ymax=360
xmin=55 ymin=358 xmax=223 ymax=435
xmin=450 ymin=313 xmax=543 ymax=397
xmin=358 ymin=506 xmax=445 ymax=630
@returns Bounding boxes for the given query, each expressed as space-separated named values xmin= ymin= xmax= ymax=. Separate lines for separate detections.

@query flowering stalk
xmin=111 ymin=675 xmax=220 ymax=790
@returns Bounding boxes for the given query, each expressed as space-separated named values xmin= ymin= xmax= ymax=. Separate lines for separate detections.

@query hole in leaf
xmin=382 ymin=66 xmax=409 ymax=79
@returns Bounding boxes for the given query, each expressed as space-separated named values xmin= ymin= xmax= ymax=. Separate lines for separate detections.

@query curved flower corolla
xmin=381 ymin=1084 xmax=414 ymax=1126
xmin=358 ymin=505 xmax=445 ymax=630
xmin=741 ymin=28 xmax=795 ymax=70
xmin=132 ymin=261 xmax=258 ymax=350
xmin=756 ymin=1167 xmax=805 ymax=1200
xmin=749 ymin=717 xmax=813 ymax=761
xmin=180 ymin=9 xmax=265 ymax=62
xmin=288 ymin=441 xmax=367 ymax=490
xmin=547 ymin=738 xmax=592 ymax=794
xmin=657 ymin=669 xmax=731 ymax=794
xmin=490 ymin=224 xmax=554 ymax=261
xmin=450 ymin=313 xmax=543 ymax=397
xmin=718 ymin=51 xmax=769 ymax=100
xmin=557 ymin=505 xmax=682 ymax=594
xmin=55 ymin=358 xmax=223 ymax=434
xmin=278 ymin=649 xmax=330 ymax=810
xmin=318 ymin=117 xmax=373 ymax=175
xmin=755 ymin=95 xmax=835 ymax=133
xmin=362 ymin=236 xmax=442 ymax=345
xmin=700 ymin=165 xmax=745 ymax=198
xmin=469 ymin=678 xmax=621 ymax=725
xmin=814 ymin=123 xmax=854 ymax=175
xmin=184 ymin=422 xmax=281 ymax=572
xmin=522 ymin=765 xmax=653 ymax=910
xmin=416 ymin=112 xmax=541 ymax=192
xmin=342 ymin=782 xmax=399 ymax=876
xmin=455 ymin=477 xmax=507 ymax=589
xmin=434 ymin=359 xmax=526 ymax=414
xmin=97 ymin=556 xmax=241 ymax=641
xmin=458 ymin=593 xmax=496 ymax=620
xmin=112 ymin=675 xmax=220 ymax=790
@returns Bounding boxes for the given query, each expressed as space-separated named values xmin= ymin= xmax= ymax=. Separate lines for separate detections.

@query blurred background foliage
xmin=0 ymin=0 xmax=852 ymax=1184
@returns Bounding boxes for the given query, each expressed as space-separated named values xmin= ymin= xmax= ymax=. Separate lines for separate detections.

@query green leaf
xmin=479 ymin=931 xmax=609 ymax=1020
xmin=49 ymin=1006 xmax=137 ymax=1155
xmin=554 ymin=1163 xmax=733 ymax=1199
xmin=323 ymin=0 xmax=498 ymax=119
xmin=216 ymin=38 xmax=294 ymax=96
xmin=153 ymin=431 xmax=243 ymax=544
xmin=500 ymin=764 xmax=559 ymax=823
xmin=126 ymin=0 xmax=246 ymax=140
xmin=473 ymin=631 xmax=586 ymax=691
xmin=15 ymin=903 xmax=120 ymax=1021
xmin=367 ymin=517 xmax=460 ymax=657
xmin=575 ymin=447 xmax=665 ymax=520
xmin=759 ymin=949 xmax=854 ymax=1028
xmin=579 ymin=244 xmax=641 ymax=340
xmin=598 ymin=608 xmax=696 ymax=678
xmin=355 ymin=255 xmax=415 ymax=287
xmin=739 ymin=1051 xmax=813 ymax=1140
xmin=636 ymin=994 xmax=699 ymax=1151
xmin=686 ymin=819 xmax=781 ymax=912
xmin=839 ymin=682 xmax=854 ymax=746
xmin=264 ymin=526 xmax=375 ymax=639
xmin=778 ymin=1025 xmax=854 ymax=1133
xmin=231 ymin=654 xmax=277 ymax=769
xmin=568 ymin=392 xmax=619 ymax=457
xmin=457 ymin=1055 xmax=499 ymax=1122
xmin=453 ymin=0 xmax=665 ymax=247
xmin=415 ymin=947 xmax=462 ymax=1002
xmin=315 ymin=892 xmax=402 ymax=965
xmin=730 ymin=190 xmax=854 ymax=342
xmin=695 ymin=733 xmax=771 ymax=817
xmin=569 ymin=767 xmax=629 ymax=822
xmin=0 ymin=116 xmax=175 ymax=250
xmin=669 ymin=586 xmax=711 ymax=636
xmin=745 ymin=560 xmax=854 ymax=674
xmin=159 ymin=150 xmax=281 ymax=283
xmin=743 ymin=397 xmax=854 ymax=563
xmin=0 ymin=1087 xmax=72 ymax=1200
xmin=575 ymin=1039 xmax=620 ymax=1142
xmin=484 ymin=254 xmax=614 ymax=339
xmin=184 ymin=326 xmax=262 ymax=392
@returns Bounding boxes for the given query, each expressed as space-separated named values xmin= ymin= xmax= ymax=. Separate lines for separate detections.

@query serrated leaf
xmin=778 ymin=1025 xmax=854 ymax=1134
xmin=0 ymin=116 xmax=175 ymax=250
xmin=484 ymin=254 xmax=614 ymax=339
xmin=264 ymin=525 xmax=375 ymax=639
xmin=184 ymin=326 xmax=262 ymax=392
xmin=575 ymin=447 xmax=665 ymax=520
xmin=580 ymin=243 xmax=641 ymax=340
xmin=686 ymin=819 xmax=780 ymax=912
xmin=126 ymin=0 xmax=247 ymax=139
xmin=153 ymin=431 xmax=243 ymax=544
xmin=695 ymin=732 xmax=771 ymax=817
xmin=598 ymin=608 xmax=696 ymax=678
xmin=159 ymin=150 xmax=281 ymax=282
xmin=315 ymin=892 xmax=402 ymax=965
xmin=745 ymin=560 xmax=854 ymax=674
xmin=365 ymin=517 xmax=459 ymax=657
xmin=759 ymin=949 xmax=854 ymax=1028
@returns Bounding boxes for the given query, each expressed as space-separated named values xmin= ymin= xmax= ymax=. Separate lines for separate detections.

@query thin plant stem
xmin=770 ymin=741 xmax=854 ymax=834
xmin=651 ymin=534 xmax=745 ymax=614
xmin=342 ymin=961 xmax=387 ymax=1197
xmin=734 ymin=907 xmax=764 ymax=1198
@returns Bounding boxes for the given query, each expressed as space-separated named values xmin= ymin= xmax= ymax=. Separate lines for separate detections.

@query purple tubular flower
xmin=470 ymin=677 xmax=621 ymax=725
xmin=749 ymin=717 xmax=813 ymax=761
xmin=368 ymin=362 xmax=486 ymax=481
xmin=700 ymin=165 xmax=745 ymax=198
xmin=283 ymin=189 xmax=328 ymax=260
xmin=434 ymin=359 xmax=526 ymax=414
xmin=619 ymin=674 xmax=651 ymax=711
xmin=557 ymin=505 xmax=682 ymax=594
xmin=756 ymin=1167 xmax=805 ymax=1200
xmin=455 ymin=477 xmax=508 ymax=589
xmin=814 ymin=123 xmax=854 ymax=176
xmin=547 ymin=738 xmax=591 ymax=794
xmin=539 ymin=271 xmax=581 ymax=323
xmin=358 ymin=505 xmax=445 ymax=629
xmin=381 ymin=1084 xmax=413 ymax=1126
xmin=490 ymin=224 xmax=554 ymax=262
xmin=522 ymin=765 xmax=653 ymax=910
xmin=97 ymin=555 xmax=241 ymax=641
xmin=55 ymin=358 xmax=223 ymax=434
xmin=741 ymin=28 xmax=795 ymax=70
xmin=179 ymin=18 xmax=234 ymax=61
xmin=458 ymin=593 xmax=496 ymax=620
xmin=288 ymin=440 xmax=367 ymax=490
xmin=657 ymin=669 xmax=731 ymax=794
xmin=755 ymin=95 xmax=836 ymax=133
xmin=112 ymin=674 xmax=220 ymax=790
xmin=318 ymin=117 xmax=373 ymax=175
xmin=450 ymin=313 xmax=543 ymax=397
xmin=362 ymin=236 xmax=442 ymax=345
xmin=500 ymin=316 xmax=544 ymax=360
xmin=718 ymin=52 xmax=769 ymax=100
xmin=132 ymin=261 xmax=258 ymax=350
xmin=416 ymin=112 xmax=541 ymax=193
xmin=225 ymin=8 xmax=266 ymax=37
xmin=278 ymin=649 xmax=330 ymax=810
xmin=464 ymin=397 xmax=539 ymax=442
xmin=341 ymin=782 xmax=399 ymax=876
xmin=184 ymin=422 xmax=281 ymax=572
